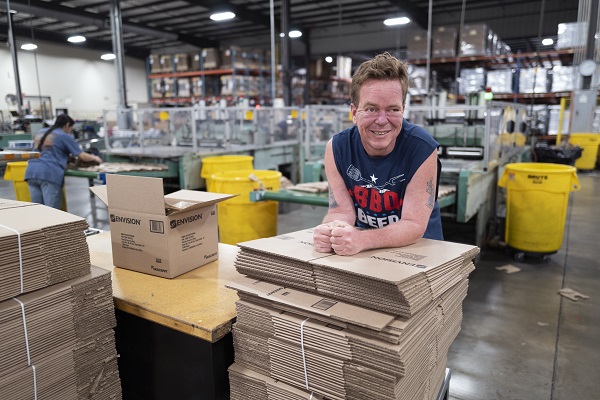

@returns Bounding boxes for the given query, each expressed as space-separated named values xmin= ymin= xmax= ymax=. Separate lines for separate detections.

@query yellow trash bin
xmin=210 ymin=169 xmax=282 ymax=244
xmin=3 ymin=161 xmax=67 ymax=210
xmin=498 ymin=163 xmax=580 ymax=255
xmin=3 ymin=161 xmax=31 ymax=201
xmin=200 ymin=155 xmax=254 ymax=191
xmin=568 ymin=133 xmax=599 ymax=170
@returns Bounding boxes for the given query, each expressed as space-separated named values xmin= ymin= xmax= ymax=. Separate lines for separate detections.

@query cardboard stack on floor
xmin=0 ymin=199 xmax=122 ymax=400
xmin=227 ymin=228 xmax=479 ymax=400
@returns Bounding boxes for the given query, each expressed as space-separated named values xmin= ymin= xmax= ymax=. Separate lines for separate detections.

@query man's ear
xmin=350 ymin=103 xmax=357 ymax=124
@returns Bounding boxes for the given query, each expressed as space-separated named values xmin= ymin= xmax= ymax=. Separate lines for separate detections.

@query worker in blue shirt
xmin=25 ymin=114 xmax=102 ymax=209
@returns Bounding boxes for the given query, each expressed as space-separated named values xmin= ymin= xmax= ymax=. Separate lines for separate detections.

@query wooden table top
xmin=87 ymin=231 xmax=241 ymax=343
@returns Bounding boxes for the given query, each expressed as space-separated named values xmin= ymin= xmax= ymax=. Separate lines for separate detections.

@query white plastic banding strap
xmin=300 ymin=317 xmax=313 ymax=395
xmin=14 ymin=298 xmax=32 ymax=365
xmin=14 ymin=298 xmax=37 ymax=400
xmin=32 ymin=365 xmax=38 ymax=400
xmin=0 ymin=224 xmax=23 ymax=293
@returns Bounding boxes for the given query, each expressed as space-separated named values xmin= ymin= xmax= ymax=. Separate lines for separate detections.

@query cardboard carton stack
xmin=0 ymin=201 xmax=91 ymax=301
xmin=227 ymin=228 xmax=478 ymax=399
xmin=0 ymin=199 xmax=121 ymax=400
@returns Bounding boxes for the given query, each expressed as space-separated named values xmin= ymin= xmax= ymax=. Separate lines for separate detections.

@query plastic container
xmin=568 ymin=133 xmax=599 ymax=170
xmin=498 ymin=162 xmax=580 ymax=254
xmin=3 ymin=160 xmax=68 ymax=210
xmin=200 ymin=155 xmax=254 ymax=191
xmin=3 ymin=161 xmax=31 ymax=202
xmin=210 ymin=169 xmax=282 ymax=244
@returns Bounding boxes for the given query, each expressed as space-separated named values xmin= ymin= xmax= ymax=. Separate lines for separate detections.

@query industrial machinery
xmin=98 ymin=105 xmax=303 ymax=189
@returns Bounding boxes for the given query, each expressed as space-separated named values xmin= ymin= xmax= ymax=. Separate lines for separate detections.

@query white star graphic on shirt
xmin=370 ymin=174 xmax=378 ymax=183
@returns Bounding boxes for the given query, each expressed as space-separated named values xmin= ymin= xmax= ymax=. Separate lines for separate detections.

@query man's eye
xmin=368 ymin=108 xmax=377 ymax=113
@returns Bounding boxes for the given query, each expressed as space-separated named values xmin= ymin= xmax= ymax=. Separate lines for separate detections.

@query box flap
xmin=89 ymin=185 xmax=108 ymax=206
xmin=164 ymin=190 xmax=236 ymax=215
xmin=106 ymin=174 xmax=166 ymax=214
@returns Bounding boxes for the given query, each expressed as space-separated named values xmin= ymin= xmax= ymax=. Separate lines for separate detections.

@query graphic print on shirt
xmin=346 ymin=164 xmax=405 ymax=228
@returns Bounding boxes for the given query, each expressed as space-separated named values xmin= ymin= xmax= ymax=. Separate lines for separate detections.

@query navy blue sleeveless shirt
xmin=331 ymin=120 xmax=443 ymax=240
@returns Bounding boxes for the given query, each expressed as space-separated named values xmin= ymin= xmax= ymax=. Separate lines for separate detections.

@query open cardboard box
xmin=90 ymin=174 xmax=235 ymax=278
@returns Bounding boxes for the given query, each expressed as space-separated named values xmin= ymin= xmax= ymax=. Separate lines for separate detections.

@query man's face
xmin=351 ymin=79 xmax=404 ymax=157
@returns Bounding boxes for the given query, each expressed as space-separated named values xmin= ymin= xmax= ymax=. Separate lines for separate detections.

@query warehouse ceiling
xmin=0 ymin=0 xmax=580 ymax=61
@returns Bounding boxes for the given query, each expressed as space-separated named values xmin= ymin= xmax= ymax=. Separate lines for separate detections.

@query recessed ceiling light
xmin=21 ymin=43 xmax=37 ymax=50
xmin=325 ymin=56 xmax=333 ymax=63
xmin=541 ymin=38 xmax=554 ymax=46
xmin=68 ymin=35 xmax=86 ymax=43
xmin=384 ymin=17 xmax=411 ymax=26
xmin=101 ymin=53 xmax=116 ymax=60
xmin=289 ymin=30 xmax=302 ymax=38
xmin=210 ymin=11 xmax=235 ymax=21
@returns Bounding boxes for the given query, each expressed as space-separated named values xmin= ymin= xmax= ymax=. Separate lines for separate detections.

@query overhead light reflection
xmin=384 ymin=17 xmax=411 ymax=26
xmin=68 ymin=35 xmax=86 ymax=43
xmin=21 ymin=43 xmax=37 ymax=50
xmin=210 ymin=11 xmax=235 ymax=21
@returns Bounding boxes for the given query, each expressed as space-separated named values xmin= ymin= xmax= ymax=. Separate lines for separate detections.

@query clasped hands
xmin=313 ymin=220 xmax=362 ymax=256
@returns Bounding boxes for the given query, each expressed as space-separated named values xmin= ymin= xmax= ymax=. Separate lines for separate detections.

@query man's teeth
xmin=373 ymin=131 xmax=386 ymax=135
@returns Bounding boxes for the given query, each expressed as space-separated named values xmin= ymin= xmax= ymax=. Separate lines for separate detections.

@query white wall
xmin=0 ymin=40 xmax=148 ymax=121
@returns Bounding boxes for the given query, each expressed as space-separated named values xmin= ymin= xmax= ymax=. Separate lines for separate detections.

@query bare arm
xmin=313 ymin=139 xmax=356 ymax=252
xmin=322 ymin=149 xmax=439 ymax=255
xmin=77 ymin=151 xmax=103 ymax=164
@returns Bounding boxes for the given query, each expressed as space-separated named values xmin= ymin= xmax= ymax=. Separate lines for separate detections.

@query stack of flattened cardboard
xmin=0 ymin=199 xmax=121 ymax=400
xmin=234 ymin=229 xmax=477 ymax=318
xmin=0 ymin=202 xmax=91 ymax=302
xmin=229 ymin=363 xmax=324 ymax=400
xmin=0 ymin=265 xmax=121 ymax=400
xmin=71 ymin=266 xmax=121 ymax=400
xmin=228 ymin=228 xmax=478 ymax=400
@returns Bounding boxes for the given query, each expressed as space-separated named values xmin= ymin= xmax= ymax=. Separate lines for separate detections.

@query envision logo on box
xmin=170 ymin=213 xmax=203 ymax=229
xmin=110 ymin=214 xmax=142 ymax=225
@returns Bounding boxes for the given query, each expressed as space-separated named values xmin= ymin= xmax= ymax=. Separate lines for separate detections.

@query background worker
xmin=313 ymin=52 xmax=443 ymax=256
xmin=25 ymin=113 xmax=102 ymax=209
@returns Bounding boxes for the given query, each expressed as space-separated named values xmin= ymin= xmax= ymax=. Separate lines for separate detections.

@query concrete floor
xmin=1 ymin=171 xmax=598 ymax=399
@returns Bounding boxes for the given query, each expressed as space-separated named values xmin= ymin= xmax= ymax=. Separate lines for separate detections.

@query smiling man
xmin=313 ymin=52 xmax=443 ymax=256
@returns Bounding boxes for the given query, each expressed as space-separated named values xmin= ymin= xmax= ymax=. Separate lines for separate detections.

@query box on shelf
xmin=519 ymin=68 xmax=548 ymax=93
xmin=460 ymin=23 xmax=492 ymax=56
xmin=174 ymin=53 xmax=190 ymax=72
xmin=407 ymin=31 xmax=429 ymax=60
xmin=487 ymin=69 xmax=513 ymax=93
xmin=204 ymin=48 xmax=221 ymax=69
xmin=90 ymin=175 xmax=234 ymax=278
xmin=408 ymin=66 xmax=428 ymax=95
xmin=432 ymin=26 xmax=457 ymax=58
xmin=150 ymin=78 xmax=176 ymax=98
xmin=177 ymin=78 xmax=192 ymax=97
xmin=310 ymin=59 xmax=333 ymax=79
xmin=222 ymin=46 xmax=248 ymax=69
xmin=459 ymin=68 xmax=486 ymax=94
xmin=551 ymin=66 xmax=577 ymax=92
xmin=336 ymin=55 xmax=352 ymax=80
xmin=159 ymin=54 xmax=173 ymax=73
xmin=149 ymin=54 xmax=163 ymax=73
xmin=556 ymin=22 xmax=586 ymax=49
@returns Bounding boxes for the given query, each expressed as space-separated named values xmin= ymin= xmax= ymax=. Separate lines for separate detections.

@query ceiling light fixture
xmin=289 ymin=30 xmax=302 ymax=38
xmin=210 ymin=11 xmax=235 ymax=21
xmin=21 ymin=43 xmax=37 ymax=50
xmin=68 ymin=35 xmax=86 ymax=43
xmin=384 ymin=17 xmax=410 ymax=26
xmin=325 ymin=56 xmax=333 ymax=63
xmin=541 ymin=38 xmax=554 ymax=46
xmin=101 ymin=53 xmax=116 ymax=60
